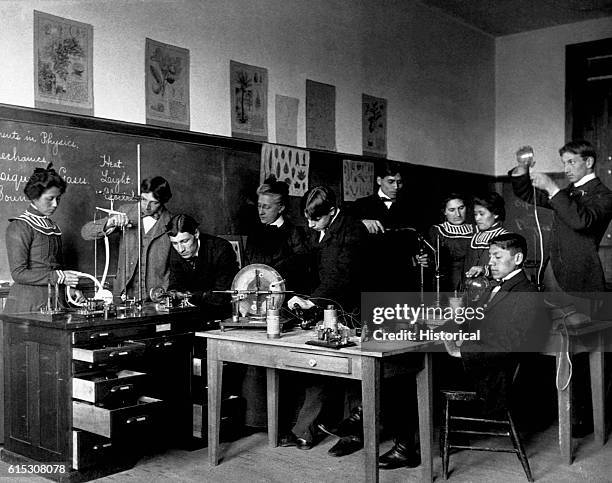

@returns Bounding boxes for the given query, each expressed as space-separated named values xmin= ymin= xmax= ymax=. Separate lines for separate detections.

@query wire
xmin=532 ymin=183 xmax=545 ymax=289
xmin=555 ymin=316 xmax=573 ymax=391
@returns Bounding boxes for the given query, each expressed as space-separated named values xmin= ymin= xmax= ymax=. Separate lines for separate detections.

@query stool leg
xmin=442 ymin=398 xmax=451 ymax=480
xmin=507 ymin=411 xmax=534 ymax=482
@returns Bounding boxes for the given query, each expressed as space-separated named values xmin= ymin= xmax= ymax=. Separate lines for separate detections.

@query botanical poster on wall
xmin=260 ymin=143 xmax=309 ymax=197
xmin=230 ymin=60 xmax=268 ymax=141
xmin=275 ymin=95 xmax=299 ymax=146
xmin=34 ymin=11 xmax=94 ymax=116
xmin=362 ymin=94 xmax=387 ymax=157
xmin=145 ymin=38 xmax=190 ymax=129
xmin=306 ymin=80 xmax=336 ymax=151
xmin=342 ymin=159 xmax=375 ymax=202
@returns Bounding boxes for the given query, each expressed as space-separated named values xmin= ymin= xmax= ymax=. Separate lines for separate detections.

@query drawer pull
xmin=109 ymin=351 xmax=129 ymax=357
xmin=308 ymin=359 xmax=317 ymax=367
xmin=93 ymin=443 xmax=112 ymax=450
xmin=110 ymin=384 xmax=133 ymax=393
xmin=90 ymin=332 xmax=110 ymax=339
xmin=126 ymin=415 xmax=148 ymax=424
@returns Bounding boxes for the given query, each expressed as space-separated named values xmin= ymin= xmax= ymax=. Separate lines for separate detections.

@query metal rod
xmin=123 ymin=225 xmax=128 ymax=298
xmin=137 ymin=144 xmax=142 ymax=302
xmin=46 ymin=282 xmax=52 ymax=311
xmin=54 ymin=282 xmax=59 ymax=311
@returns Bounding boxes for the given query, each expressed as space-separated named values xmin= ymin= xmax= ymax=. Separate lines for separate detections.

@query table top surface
xmin=196 ymin=327 xmax=435 ymax=358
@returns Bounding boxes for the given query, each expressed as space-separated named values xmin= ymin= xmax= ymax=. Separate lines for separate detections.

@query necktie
xmin=487 ymin=279 xmax=503 ymax=303
xmin=380 ymin=196 xmax=393 ymax=209
xmin=569 ymin=186 xmax=586 ymax=198
xmin=186 ymin=256 xmax=198 ymax=269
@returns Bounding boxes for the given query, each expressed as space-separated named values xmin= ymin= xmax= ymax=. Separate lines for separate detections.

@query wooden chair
xmin=440 ymin=364 xmax=534 ymax=481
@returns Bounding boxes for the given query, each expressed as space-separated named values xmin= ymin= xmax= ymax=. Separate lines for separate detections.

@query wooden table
xmin=197 ymin=329 xmax=435 ymax=483
xmin=543 ymin=320 xmax=612 ymax=464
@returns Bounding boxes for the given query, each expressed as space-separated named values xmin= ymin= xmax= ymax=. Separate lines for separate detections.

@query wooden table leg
xmin=266 ymin=368 xmax=279 ymax=447
xmin=362 ymin=357 xmax=381 ymax=483
xmin=590 ymin=334 xmax=605 ymax=447
xmin=417 ymin=352 xmax=434 ymax=482
xmin=207 ymin=340 xmax=223 ymax=466
xmin=557 ymin=352 xmax=573 ymax=464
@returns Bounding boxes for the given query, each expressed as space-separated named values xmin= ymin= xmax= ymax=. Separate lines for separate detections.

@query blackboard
xmin=0 ymin=103 xmax=497 ymax=284
xmin=0 ymin=105 xmax=260 ymax=282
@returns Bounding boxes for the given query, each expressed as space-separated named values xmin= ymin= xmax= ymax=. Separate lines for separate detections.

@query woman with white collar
xmin=4 ymin=164 xmax=80 ymax=314
xmin=428 ymin=194 xmax=474 ymax=293
xmin=463 ymin=191 xmax=509 ymax=284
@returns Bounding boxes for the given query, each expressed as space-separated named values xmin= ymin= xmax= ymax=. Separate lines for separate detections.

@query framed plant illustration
xmin=362 ymin=94 xmax=387 ymax=157
xmin=34 ymin=11 xmax=94 ymax=115
xmin=145 ymin=38 xmax=190 ymax=129
xmin=230 ymin=60 xmax=268 ymax=141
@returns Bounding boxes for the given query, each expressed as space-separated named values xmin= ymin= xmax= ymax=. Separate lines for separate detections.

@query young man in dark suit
xmin=511 ymin=140 xmax=612 ymax=297
xmin=283 ymin=186 xmax=368 ymax=450
xmin=510 ymin=140 xmax=612 ymax=436
xmin=166 ymin=214 xmax=238 ymax=320
xmin=350 ymin=161 xmax=420 ymax=292
xmin=378 ymin=233 xmax=546 ymax=470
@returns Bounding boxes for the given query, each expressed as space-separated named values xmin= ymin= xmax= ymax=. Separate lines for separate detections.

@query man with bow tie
xmin=511 ymin=140 xmax=612 ymax=296
xmin=350 ymin=161 xmax=420 ymax=292
xmin=443 ymin=233 xmax=546 ymax=416
xmin=166 ymin=214 xmax=238 ymax=320
xmin=82 ymin=176 xmax=174 ymax=301
xmin=510 ymin=140 xmax=612 ymax=437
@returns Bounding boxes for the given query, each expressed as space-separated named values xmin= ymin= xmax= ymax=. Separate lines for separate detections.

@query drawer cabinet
xmin=73 ymin=396 xmax=164 ymax=439
xmin=281 ymin=350 xmax=352 ymax=374
xmin=72 ymin=369 xmax=147 ymax=404
xmin=1 ymin=308 xmax=203 ymax=479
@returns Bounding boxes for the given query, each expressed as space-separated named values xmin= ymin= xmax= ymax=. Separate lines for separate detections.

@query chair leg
xmin=442 ymin=398 xmax=451 ymax=479
xmin=507 ymin=410 xmax=534 ymax=482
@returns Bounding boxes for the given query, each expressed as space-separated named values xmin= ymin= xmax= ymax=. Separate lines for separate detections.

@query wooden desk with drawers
xmin=199 ymin=329 xmax=435 ymax=483
xmin=0 ymin=306 xmax=208 ymax=481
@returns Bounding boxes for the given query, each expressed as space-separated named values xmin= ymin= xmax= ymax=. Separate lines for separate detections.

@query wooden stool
xmin=440 ymin=389 xmax=534 ymax=481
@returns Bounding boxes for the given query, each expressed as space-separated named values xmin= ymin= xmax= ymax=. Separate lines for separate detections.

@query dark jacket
xmin=350 ymin=194 xmax=419 ymax=291
xmin=305 ymin=211 xmax=368 ymax=313
xmin=244 ymin=219 xmax=308 ymax=293
xmin=461 ymin=270 xmax=547 ymax=413
xmin=81 ymin=203 xmax=173 ymax=299
xmin=168 ymin=233 xmax=238 ymax=320
xmin=428 ymin=222 xmax=474 ymax=292
xmin=511 ymin=173 xmax=612 ymax=292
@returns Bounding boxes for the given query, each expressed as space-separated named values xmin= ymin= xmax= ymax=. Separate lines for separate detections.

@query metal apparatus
xmin=149 ymin=287 xmax=195 ymax=312
xmin=213 ymin=263 xmax=293 ymax=330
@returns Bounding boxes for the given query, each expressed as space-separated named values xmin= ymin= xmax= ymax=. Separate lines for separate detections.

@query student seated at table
xmin=166 ymin=214 xmax=238 ymax=320
xmin=281 ymin=186 xmax=368 ymax=450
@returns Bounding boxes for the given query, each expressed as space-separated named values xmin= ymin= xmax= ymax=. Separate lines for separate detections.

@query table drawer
xmin=72 ymin=430 xmax=114 ymax=471
xmin=281 ymin=350 xmax=352 ymax=374
xmin=72 ymin=341 xmax=146 ymax=363
xmin=72 ymin=326 xmax=153 ymax=345
xmin=73 ymin=370 xmax=147 ymax=404
xmin=73 ymin=396 xmax=163 ymax=439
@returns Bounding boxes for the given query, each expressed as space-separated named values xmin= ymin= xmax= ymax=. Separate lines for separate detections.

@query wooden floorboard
xmin=0 ymin=424 xmax=610 ymax=482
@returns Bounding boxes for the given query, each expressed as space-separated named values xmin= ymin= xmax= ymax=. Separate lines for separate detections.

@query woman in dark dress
xmin=241 ymin=177 xmax=308 ymax=428
xmin=244 ymin=176 xmax=307 ymax=292
xmin=4 ymin=165 xmax=80 ymax=314
xmin=428 ymin=194 xmax=474 ymax=293
xmin=463 ymin=191 xmax=508 ymax=282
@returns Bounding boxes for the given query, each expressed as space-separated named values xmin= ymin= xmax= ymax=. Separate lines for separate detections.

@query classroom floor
xmin=0 ymin=424 xmax=610 ymax=483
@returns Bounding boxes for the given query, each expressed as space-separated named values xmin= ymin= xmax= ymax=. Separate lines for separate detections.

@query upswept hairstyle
xmin=489 ymin=233 xmax=527 ymax=266
xmin=473 ymin=191 xmax=506 ymax=222
xmin=559 ymin=140 xmax=597 ymax=165
xmin=301 ymin=186 xmax=337 ymax=219
xmin=142 ymin=176 xmax=172 ymax=205
xmin=24 ymin=163 xmax=67 ymax=201
xmin=440 ymin=193 xmax=467 ymax=220
xmin=256 ymin=175 xmax=289 ymax=207
xmin=166 ymin=213 xmax=199 ymax=237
